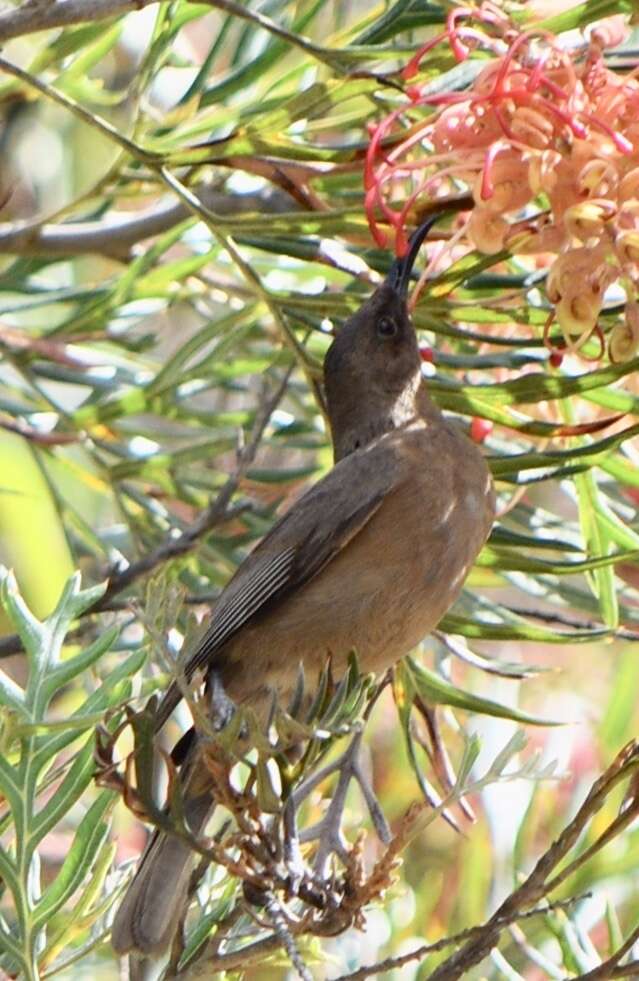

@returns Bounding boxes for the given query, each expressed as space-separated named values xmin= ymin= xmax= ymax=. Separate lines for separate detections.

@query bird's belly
xmin=221 ymin=475 xmax=490 ymax=709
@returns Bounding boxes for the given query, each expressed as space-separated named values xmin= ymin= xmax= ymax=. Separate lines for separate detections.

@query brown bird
xmin=111 ymin=215 xmax=496 ymax=958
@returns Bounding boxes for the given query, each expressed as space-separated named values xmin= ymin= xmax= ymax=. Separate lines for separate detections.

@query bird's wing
xmin=155 ymin=441 xmax=403 ymax=728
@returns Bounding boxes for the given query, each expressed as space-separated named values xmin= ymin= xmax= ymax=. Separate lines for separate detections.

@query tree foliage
xmin=0 ymin=1 xmax=639 ymax=978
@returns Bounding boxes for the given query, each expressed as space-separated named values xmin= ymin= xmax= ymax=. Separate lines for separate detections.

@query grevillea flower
xmin=364 ymin=6 xmax=639 ymax=363
xmin=609 ymin=303 xmax=639 ymax=362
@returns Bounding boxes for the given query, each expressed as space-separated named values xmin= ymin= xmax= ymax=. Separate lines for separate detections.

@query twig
xmin=0 ymin=0 xmax=160 ymax=43
xmin=0 ymin=0 xmax=337 ymax=67
xmin=0 ymin=414 xmax=80 ymax=446
xmin=0 ymin=187 xmax=295 ymax=259
xmin=426 ymin=742 xmax=639 ymax=981
xmin=199 ymin=0 xmax=336 ymax=66
xmin=174 ymin=933 xmax=284 ymax=979
xmin=330 ymin=896 xmax=591 ymax=981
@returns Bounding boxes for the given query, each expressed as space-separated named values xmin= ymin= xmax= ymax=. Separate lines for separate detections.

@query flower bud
xmin=576 ymin=159 xmax=618 ymax=198
xmin=528 ymin=151 xmax=562 ymax=195
xmin=588 ymin=15 xmax=630 ymax=50
xmin=608 ymin=304 xmax=639 ymax=362
xmin=468 ymin=208 xmax=508 ymax=254
xmin=432 ymin=104 xmax=501 ymax=152
xmin=617 ymin=198 xmax=639 ymax=229
xmin=474 ymin=152 xmax=531 ymax=212
xmin=563 ymin=199 xmax=616 ymax=241
xmin=615 ymin=229 xmax=639 ymax=264
xmin=556 ymin=292 xmax=601 ymax=339
xmin=547 ymin=245 xmax=613 ymax=302
xmin=470 ymin=417 xmax=493 ymax=443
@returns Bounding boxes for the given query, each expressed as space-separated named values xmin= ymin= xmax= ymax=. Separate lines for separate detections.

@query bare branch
xmin=426 ymin=742 xmax=639 ymax=981
xmin=175 ymin=933 xmax=284 ymax=979
xmin=0 ymin=0 xmax=159 ymax=44
xmin=0 ymin=0 xmax=329 ymax=62
xmin=331 ymin=897 xmax=590 ymax=981
xmin=0 ymin=187 xmax=295 ymax=259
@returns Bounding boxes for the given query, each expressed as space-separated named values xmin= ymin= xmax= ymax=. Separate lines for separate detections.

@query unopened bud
xmin=615 ymin=229 xmax=639 ymax=264
xmin=528 ymin=150 xmax=561 ymax=195
xmin=609 ymin=303 xmax=639 ymax=362
xmin=556 ymin=293 xmax=601 ymax=338
xmin=564 ymin=199 xmax=616 ymax=241
xmin=577 ymin=159 xmax=618 ymax=198
xmin=549 ymin=350 xmax=564 ymax=368
xmin=470 ymin=417 xmax=493 ymax=443
xmin=468 ymin=209 xmax=508 ymax=254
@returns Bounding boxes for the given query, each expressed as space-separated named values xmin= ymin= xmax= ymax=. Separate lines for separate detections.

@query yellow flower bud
xmin=556 ymin=293 xmax=600 ymax=339
xmin=615 ymin=230 xmax=639 ymax=264
xmin=609 ymin=306 xmax=639 ymax=362
xmin=563 ymin=199 xmax=616 ymax=241
xmin=468 ymin=209 xmax=508 ymax=254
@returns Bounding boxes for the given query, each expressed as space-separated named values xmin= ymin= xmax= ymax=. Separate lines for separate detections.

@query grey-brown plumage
xmin=111 ymin=217 xmax=496 ymax=958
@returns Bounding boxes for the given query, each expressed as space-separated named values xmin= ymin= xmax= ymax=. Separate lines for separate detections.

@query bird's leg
xmin=282 ymin=794 xmax=306 ymax=895
xmin=207 ymin=669 xmax=237 ymax=731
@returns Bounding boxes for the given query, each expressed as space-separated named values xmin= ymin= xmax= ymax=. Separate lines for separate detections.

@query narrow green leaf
xmin=44 ymin=626 xmax=119 ymax=698
xmin=440 ymin=613 xmax=610 ymax=644
xmin=33 ymin=793 xmax=112 ymax=927
xmin=404 ymin=658 xmax=559 ymax=726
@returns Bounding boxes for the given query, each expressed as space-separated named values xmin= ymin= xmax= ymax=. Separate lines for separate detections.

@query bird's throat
xmin=332 ymin=377 xmax=440 ymax=461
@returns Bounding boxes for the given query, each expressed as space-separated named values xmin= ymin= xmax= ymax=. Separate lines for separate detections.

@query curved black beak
xmin=387 ymin=212 xmax=446 ymax=299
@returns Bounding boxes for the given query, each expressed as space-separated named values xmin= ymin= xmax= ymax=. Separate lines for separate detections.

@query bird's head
xmin=324 ymin=215 xmax=442 ymax=458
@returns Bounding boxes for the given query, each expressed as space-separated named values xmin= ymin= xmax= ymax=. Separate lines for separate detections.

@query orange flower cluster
xmin=364 ymin=7 xmax=639 ymax=362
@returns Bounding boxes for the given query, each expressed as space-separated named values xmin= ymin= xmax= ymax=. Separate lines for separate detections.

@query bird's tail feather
xmin=112 ymin=791 xmax=213 ymax=957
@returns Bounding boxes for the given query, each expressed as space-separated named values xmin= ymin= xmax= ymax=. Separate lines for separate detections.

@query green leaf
xmin=403 ymin=657 xmax=560 ymax=726
xmin=33 ymin=793 xmax=112 ymax=927
xmin=439 ymin=613 xmax=610 ymax=644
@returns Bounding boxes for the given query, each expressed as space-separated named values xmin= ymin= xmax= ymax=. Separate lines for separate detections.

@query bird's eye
xmin=377 ymin=316 xmax=399 ymax=338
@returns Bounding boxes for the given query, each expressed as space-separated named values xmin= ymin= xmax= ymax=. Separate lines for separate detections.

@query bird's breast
xmin=221 ymin=427 xmax=494 ymax=709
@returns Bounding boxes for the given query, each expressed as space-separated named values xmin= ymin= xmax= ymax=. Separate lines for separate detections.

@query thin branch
xmin=175 ymin=933 xmax=284 ymax=979
xmin=426 ymin=742 xmax=639 ymax=981
xmin=199 ymin=0 xmax=334 ymax=66
xmin=0 ymin=55 xmax=154 ymax=161
xmin=0 ymin=0 xmax=159 ymax=43
xmin=0 ymin=187 xmax=295 ymax=259
xmin=0 ymin=413 xmax=80 ymax=446
xmin=318 ymin=896 xmax=590 ymax=981
xmin=0 ymin=0 xmax=334 ymax=66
